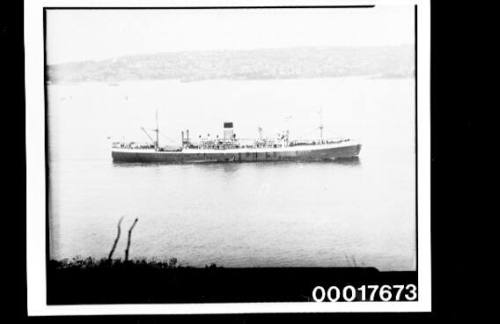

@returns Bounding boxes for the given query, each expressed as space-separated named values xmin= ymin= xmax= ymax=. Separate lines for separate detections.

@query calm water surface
xmin=48 ymin=77 xmax=416 ymax=270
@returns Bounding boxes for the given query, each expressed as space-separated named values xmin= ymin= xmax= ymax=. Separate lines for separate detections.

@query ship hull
xmin=112 ymin=142 xmax=361 ymax=164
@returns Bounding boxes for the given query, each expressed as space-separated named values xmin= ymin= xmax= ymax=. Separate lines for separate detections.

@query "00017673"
xmin=312 ymin=284 xmax=417 ymax=302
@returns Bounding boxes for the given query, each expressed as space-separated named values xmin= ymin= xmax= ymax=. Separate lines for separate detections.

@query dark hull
xmin=112 ymin=144 xmax=361 ymax=164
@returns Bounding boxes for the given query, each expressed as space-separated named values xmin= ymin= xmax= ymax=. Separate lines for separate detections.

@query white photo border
xmin=25 ymin=0 xmax=431 ymax=315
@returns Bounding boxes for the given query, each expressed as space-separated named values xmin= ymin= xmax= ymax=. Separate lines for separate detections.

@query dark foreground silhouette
xmin=47 ymin=258 xmax=417 ymax=304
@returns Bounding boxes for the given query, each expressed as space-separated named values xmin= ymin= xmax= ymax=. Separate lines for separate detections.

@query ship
xmin=111 ymin=112 xmax=361 ymax=163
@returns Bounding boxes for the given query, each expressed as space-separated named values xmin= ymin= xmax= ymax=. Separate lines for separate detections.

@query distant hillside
xmin=47 ymin=45 xmax=414 ymax=84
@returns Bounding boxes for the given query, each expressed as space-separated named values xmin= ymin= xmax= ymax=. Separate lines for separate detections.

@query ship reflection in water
xmin=112 ymin=156 xmax=361 ymax=170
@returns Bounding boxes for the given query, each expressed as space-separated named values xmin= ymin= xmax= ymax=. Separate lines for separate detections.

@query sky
xmin=46 ymin=5 xmax=414 ymax=64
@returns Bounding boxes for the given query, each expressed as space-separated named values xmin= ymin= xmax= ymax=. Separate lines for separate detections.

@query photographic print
xmin=25 ymin=0 xmax=431 ymax=315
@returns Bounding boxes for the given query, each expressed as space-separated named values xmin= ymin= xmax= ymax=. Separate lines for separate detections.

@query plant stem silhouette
xmin=124 ymin=218 xmax=139 ymax=262
xmin=108 ymin=216 xmax=124 ymax=261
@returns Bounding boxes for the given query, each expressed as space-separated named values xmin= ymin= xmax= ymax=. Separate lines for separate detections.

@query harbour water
xmin=48 ymin=77 xmax=416 ymax=271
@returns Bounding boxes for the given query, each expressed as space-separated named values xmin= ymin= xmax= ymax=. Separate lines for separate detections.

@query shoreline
xmin=48 ymin=259 xmax=417 ymax=304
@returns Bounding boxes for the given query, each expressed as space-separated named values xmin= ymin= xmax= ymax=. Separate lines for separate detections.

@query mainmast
xmin=154 ymin=109 xmax=159 ymax=150
xmin=318 ymin=108 xmax=324 ymax=144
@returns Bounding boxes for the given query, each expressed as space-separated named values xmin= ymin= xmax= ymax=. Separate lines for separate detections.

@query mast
xmin=154 ymin=109 xmax=159 ymax=150
xmin=319 ymin=108 xmax=324 ymax=144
